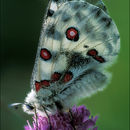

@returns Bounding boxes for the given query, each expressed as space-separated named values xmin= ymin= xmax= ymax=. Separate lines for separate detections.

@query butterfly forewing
xmin=24 ymin=0 xmax=120 ymax=114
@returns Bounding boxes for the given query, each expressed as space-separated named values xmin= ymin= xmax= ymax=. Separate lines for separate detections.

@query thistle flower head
xmin=25 ymin=105 xmax=98 ymax=130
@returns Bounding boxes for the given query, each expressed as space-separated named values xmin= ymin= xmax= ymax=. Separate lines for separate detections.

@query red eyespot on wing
xmin=41 ymin=80 xmax=50 ymax=87
xmin=87 ymin=49 xmax=105 ymax=63
xmin=94 ymin=56 xmax=105 ymax=63
xmin=35 ymin=81 xmax=42 ymax=92
xmin=66 ymin=27 xmax=79 ymax=41
xmin=87 ymin=49 xmax=98 ymax=56
xmin=63 ymin=72 xmax=73 ymax=83
xmin=51 ymin=72 xmax=61 ymax=82
xmin=40 ymin=48 xmax=52 ymax=61
xmin=35 ymin=80 xmax=50 ymax=92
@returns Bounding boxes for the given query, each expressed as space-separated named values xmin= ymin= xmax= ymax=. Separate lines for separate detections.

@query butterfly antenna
xmin=42 ymin=106 xmax=52 ymax=130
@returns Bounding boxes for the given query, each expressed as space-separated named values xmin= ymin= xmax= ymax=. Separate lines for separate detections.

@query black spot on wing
xmin=95 ymin=32 xmax=108 ymax=41
xmin=113 ymin=34 xmax=120 ymax=44
xmin=117 ymin=35 xmax=120 ymax=39
xmin=103 ymin=5 xmax=107 ymax=12
xmin=101 ymin=17 xmax=112 ymax=28
xmin=54 ymin=31 xmax=63 ymax=40
xmin=75 ymin=11 xmax=86 ymax=22
xmin=47 ymin=9 xmax=54 ymax=17
xmin=46 ymin=24 xmax=55 ymax=35
xmin=69 ymin=52 xmax=90 ymax=67
xmin=105 ymin=42 xmax=113 ymax=54
xmin=81 ymin=2 xmax=88 ymax=8
xmin=61 ymin=12 xmax=71 ymax=22
xmin=102 ymin=32 xmax=108 ymax=39
xmin=84 ymin=45 xmax=89 ymax=48
xmin=45 ymin=24 xmax=63 ymax=40
xmin=88 ymin=32 xmax=96 ymax=40
xmin=84 ymin=23 xmax=93 ymax=33
xmin=92 ymin=8 xmax=102 ymax=18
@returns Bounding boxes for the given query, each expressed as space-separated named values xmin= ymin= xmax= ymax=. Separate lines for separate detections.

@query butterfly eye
xmin=40 ymin=48 xmax=52 ymax=61
xmin=66 ymin=27 xmax=79 ymax=41
xmin=63 ymin=72 xmax=73 ymax=83
xmin=26 ymin=104 xmax=34 ymax=110
xmin=87 ymin=49 xmax=98 ymax=56
xmin=51 ymin=72 xmax=61 ymax=82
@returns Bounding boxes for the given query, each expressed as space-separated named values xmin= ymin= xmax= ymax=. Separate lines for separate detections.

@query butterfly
xmin=12 ymin=0 xmax=120 ymax=117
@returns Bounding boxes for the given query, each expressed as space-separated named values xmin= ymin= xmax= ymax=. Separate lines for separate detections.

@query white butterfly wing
xmin=30 ymin=0 xmax=109 ymax=89
xmin=24 ymin=1 xmax=120 ymax=113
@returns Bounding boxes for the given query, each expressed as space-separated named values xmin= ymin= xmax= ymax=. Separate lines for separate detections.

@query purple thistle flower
xmin=24 ymin=105 xmax=98 ymax=130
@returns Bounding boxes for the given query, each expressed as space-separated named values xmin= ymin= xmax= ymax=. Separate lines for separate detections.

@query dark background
xmin=1 ymin=0 xmax=129 ymax=130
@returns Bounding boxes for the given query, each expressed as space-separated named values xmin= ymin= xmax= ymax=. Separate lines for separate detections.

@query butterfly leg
xmin=69 ymin=109 xmax=76 ymax=130
xmin=42 ymin=106 xmax=52 ymax=130
xmin=34 ymin=107 xmax=39 ymax=130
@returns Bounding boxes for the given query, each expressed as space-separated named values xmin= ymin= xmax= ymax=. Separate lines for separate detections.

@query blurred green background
xmin=0 ymin=0 xmax=129 ymax=130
